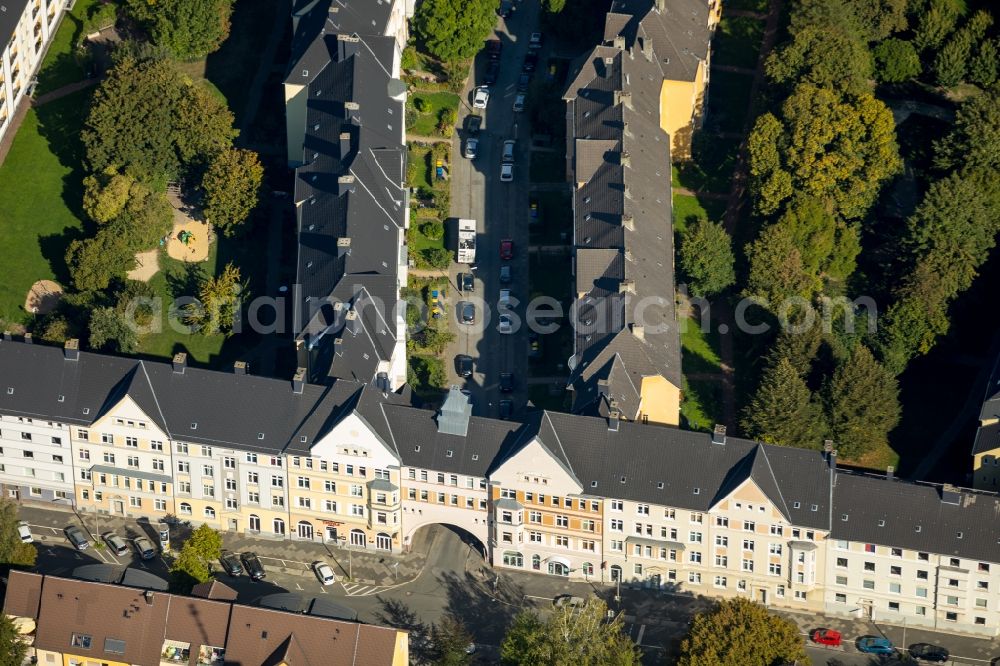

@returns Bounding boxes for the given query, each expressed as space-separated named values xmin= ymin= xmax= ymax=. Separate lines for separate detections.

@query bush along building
xmin=285 ymin=0 xmax=411 ymax=391
xmin=2 ymin=338 xmax=1000 ymax=636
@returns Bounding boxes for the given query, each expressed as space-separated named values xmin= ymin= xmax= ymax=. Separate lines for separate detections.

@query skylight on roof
xmin=257 ymin=433 xmax=265 ymax=440
xmin=591 ymin=481 xmax=598 ymax=488
xmin=190 ymin=422 xmax=198 ymax=430
xmin=414 ymin=445 xmax=420 ymax=452
xmin=657 ymin=482 xmax=664 ymax=489
xmin=693 ymin=487 xmax=700 ymax=495
xmin=471 ymin=454 xmax=479 ymax=460
xmin=300 ymin=436 xmax=308 ymax=443
xmin=810 ymin=504 xmax=818 ymax=511
xmin=446 ymin=450 xmax=453 ymax=458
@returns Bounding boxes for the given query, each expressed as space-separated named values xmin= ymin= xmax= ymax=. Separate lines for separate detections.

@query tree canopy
xmin=500 ymin=598 xmax=640 ymax=666
xmin=678 ymin=219 xmax=736 ymax=297
xmin=741 ymin=357 xmax=825 ymax=448
xmin=169 ymin=524 xmax=223 ymax=593
xmin=429 ymin=616 xmax=474 ymax=666
xmin=678 ymin=598 xmax=809 ymax=666
xmin=184 ymin=262 xmax=247 ymax=334
xmin=202 ymin=147 xmax=263 ymax=236
xmin=414 ymin=0 xmax=497 ymax=63
xmin=824 ymin=345 xmax=900 ymax=460
xmin=89 ymin=306 xmax=140 ymax=353
xmin=126 ymin=0 xmax=234 ymax=60
xmin=0 ymin=499 xmax=36 ymax=568
xmin=0 ymin=614 xmax=28 ymax=666
xmin=934 ymin=87 xmax=1000 ymax=171
xmin=873 ymin=38 xmax=922 ymax=83
xmin=748 ymin=84 xmax=900 ymax=219
xmin=932 ymin=10 xmax=993 ymax=87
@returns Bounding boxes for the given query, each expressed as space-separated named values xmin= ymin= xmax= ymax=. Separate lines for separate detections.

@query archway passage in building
xmin=406 ymin=523 xmax=488 ymax=569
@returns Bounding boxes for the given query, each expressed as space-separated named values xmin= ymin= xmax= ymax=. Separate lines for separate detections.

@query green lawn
xmin=0 ymin=89 xmax=91 ymax=325
xmin=407 ymin=144 xmax=434 ymax=191
xmin=34 ymin=0 xmax=101 ymax=95
xmin=674 ymin=136 xmax=741 ymax=194
xmin=712 ymin=16 xmax=764 ymax=69
xmin=681 ymin=376 xmax=724 ymax=432
xmin=672 ymin=194 xmax=727 ymax=234
xmin=706 ymin=71 xmax=754 ymax=134
xmin=681 ymin=313 xmax=723 ymax=375
xmin=529 ymin=150 xmax=566 ymax=183
xmin=408 ymin=91 xmax=460 ymax=136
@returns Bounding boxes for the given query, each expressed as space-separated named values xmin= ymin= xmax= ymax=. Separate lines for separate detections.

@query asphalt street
xmin=446 ymin=1 xmax=541 ymax=419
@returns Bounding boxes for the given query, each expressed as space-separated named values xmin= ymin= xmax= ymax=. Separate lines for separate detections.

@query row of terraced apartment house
xmin=0 ymin=0 xmax=69 ymax=142
xmin=2 ymin=336 xmax=1000 ymax=637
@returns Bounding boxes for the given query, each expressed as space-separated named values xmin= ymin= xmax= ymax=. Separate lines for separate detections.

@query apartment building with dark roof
xmin=2 ymin=570 xmax=408 ymax=665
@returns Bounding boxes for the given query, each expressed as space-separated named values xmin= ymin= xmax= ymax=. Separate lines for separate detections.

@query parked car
xmin=553 ymin=595 xmax=584 ymax=607
xmin=455 ymin=354 xmax=474 ymax=378
xmin=240 ymin=552 xmax=266 ymax=581
xmin=133 ymin=536 xmax=157 ymax=561
xmin=499 ymin=314 xmax=513 ymax=334
xmin=499 ymin=399 xmax=513 ymax=419
xmin=485 ymin=60 xmax=500 ymax=85
xmin=529 ymin=199 xmax=539 ymax=220
xmin=103 ymin=533 xmax=129 ymax=557
xmin=219 ymin=550 xmax=243 ymax=576
xmin=500 ymin=163 xmax=513 ymax=182
xmin=486 ymin=38 xmax=502 ymax=60
xmin=500 ymin=239 xmax=514 ymax=260
xmin=497 ymin=0 xmax=513 ymax=17
xmin=64 ymin=525 xmax=90 ymax=550
xmin=528 ymin=332 xmax=541 ymax=357
xmin=512 ymin=93 xmax=526 ymax=113
xmin=523 ymin=52 xmax=538 ymax=72
xmin=466 ymin=114 xmax=482 ymax=135
xmin=461 ymin=272 xmax=475 ymax=293
xmin=857 ymin=636 xmax=895 ymax=655
xmin=810 ymin=629 xmax=841 ymax=647
xmin=464 ymin=138 xmax=479 ymax=160
xmin=312 ymin=561 xmax=336 ymax=585
xmin=529 ymin=32 xmax=543 ymax=49
xmin=908 ymin=643 xmax=949 ymax=662
xmin=156 ymin=520 xmax=169 ymax=551
xmin=499 ymin=372 xmax=514 ymax=393
xmin=499 ymin=289 xmax=512 ymax=307
xmin=517 ymin=72 xmax=531 ymax=92
xmin=472 ymin=87 xmax=490 ymax=109
xmin=17 ymin=521 xmax=32 ymax=544
xmin=460 ymin=301 xmax=476 ymax=324
xmin=502 ymin=139 xmax=515 ymax=163
xmin=499 ymin=264 xmax=511 ymax=284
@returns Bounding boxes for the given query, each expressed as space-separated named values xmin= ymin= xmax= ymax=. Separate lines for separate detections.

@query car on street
xmin=17 ymin=521 xmax=32 ymax=543
xmin=499 ymin=289 xmax=512 ymax=307
xmin=499 ymin=399 xmax=513 ymax=419
xmin=528 ymin=332 xmax=541 ymax=357
xmin=485 ymin=60 xmax=500 ymax=85
xmin=529 ymin=32 xmax=543 ymax=49
xmin=529 ymin=199 xmax=539 ymax=220
xmin=553 ymin=595 xmax=584 ymax=608
xmin=65 ymin=525 xmax=90 ymax=550
xmin=472 ymin=87 xmax=490 ymax=109
xmin=502 ymin=139 xmax=515 ymax=163
xmin=466 ymin=114 xmax=482 ymax=135
xmin=500 ymin=372 xmax=514 ymax=392
xmin=513 ymin=93 xmax=526 ymax=113
xmin=810 ymin=629 xmax=841 ymax=647
xmin=500 ymin=264 xmax=511 ymax=284
xmin=500 ymin=239 xmax=514 ymax=260
xmin=240 ymin=552 xmax=266 ymax=581
xmin=517 ymin=72 xmax=531 ymax=92
xmin=103 ymin=533 xmax=129 ymax=557
xmin=464 ymin=138 xmax=478 ymax=160
xmin=460 ymin=301 xmax=475 ymax=324
xmin=461 ymin=272 xmax=474 ymax=292
xmin=497 ymin=0 xmax=513 ymax=17
xmin=908 ymin=643 xmax=949 ymax=662
xmin=133 ymin=536 xmax=157 ymax=560
xmin=219 ymin=550 xmax=243 ymax=576
xmin=523 ymin=52 xmax=538 ymax=72
xmin=312 ymin=561 xmax=336 ymax=585
xmin=500 ymin=163 xmax=513 ymax=182
xmin=857 ymin=636 xmax=895 ymax=655
xmin=499 ymin=314 xmax=513 ymax=334
xmin=455 ymin=354 xmax=474 ymax=377
xmin=487 ymin=38 xmax=502 ymax=60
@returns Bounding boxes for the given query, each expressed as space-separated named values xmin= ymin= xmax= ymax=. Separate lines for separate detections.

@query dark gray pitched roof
xmin=605 ymin=0 xmax=711 ymax=83
xmin=973 ymin=422 xmax=1000 ymax=456
xmin=831 ymin=473 xmax=1000 ymax=562
xmin=0 ymin=0 xmax=28 ymax=45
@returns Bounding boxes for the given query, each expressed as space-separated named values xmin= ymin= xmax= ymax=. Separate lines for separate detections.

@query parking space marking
xmin=525 ymin=595 xmax=553 ymax=601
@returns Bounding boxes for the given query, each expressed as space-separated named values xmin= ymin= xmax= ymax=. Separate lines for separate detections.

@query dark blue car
xmin=857 ymin=636 xmax=895 ymax=655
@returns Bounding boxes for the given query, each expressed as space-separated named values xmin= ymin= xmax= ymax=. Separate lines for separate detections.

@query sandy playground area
xmin=165 ymin=187 xmax=212 ymax=262
xmin=24 ymin=280 xmax=63 ymax=314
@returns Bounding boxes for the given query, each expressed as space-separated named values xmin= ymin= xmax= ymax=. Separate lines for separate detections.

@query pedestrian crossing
xmin=340 ymin=581 xmax=391 ymax=597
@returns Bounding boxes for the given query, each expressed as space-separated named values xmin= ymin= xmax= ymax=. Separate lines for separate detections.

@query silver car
xmin=133 ymin=536 xmax=157 ymax=560
xmin=103 ymin=533 xmax=129 ymax=557
xmin=464 ymin=138 xmax=478 ymax=160
xmin=513 ymin=93 xmax=526 ymax=113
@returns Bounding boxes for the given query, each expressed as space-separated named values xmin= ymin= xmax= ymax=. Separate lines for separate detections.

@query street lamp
xmin=392 ymin=561 xmax=399 ymax=583
xmin=339 ymin=536 xmax=352 ymax=580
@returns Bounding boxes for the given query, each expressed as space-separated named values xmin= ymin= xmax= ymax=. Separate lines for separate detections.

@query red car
xmin=811 ymin=629 xmax=842 ymax=647
xmin=500 ymin=239 xmax=513 ymax=260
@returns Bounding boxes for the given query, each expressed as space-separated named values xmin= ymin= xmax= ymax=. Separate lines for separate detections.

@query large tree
xmin=765 ymin=25 xmax=873 ymax=95
xmin=679 ymin=219 xmax=736 ymax=297
xmin=934 ymin=87 xmax=1000 ymax=171
xmin=429 ymin=615 xmax=474 ymax=666
xmin=913 ymin=0 xmax=965 ymax=51
xmin=202 ymin=148 xmax=263 ymax=236
xmin=873 ymin=38 xmax=922 ymax=83
xmin=743 ymin=223 xmax=816 ymax=308
xmin=0 ymin=499 xmax=36 ymax=568
xmin=933 ymin=10 xmax=993 ymax=87
xmin=500 ymin=599 xmax=640 ymax=666
xmin=65 ymin=223 xmax=138 ymax=292
xmin=88 ymin=306 xmax=140 ymax=354
xmin=741 ymin=357 xmax=825 ymax=448
xmin=678 ymin=598 xmax=808 ymax=666
xmin=748 ymin=84 xmax=900 ymax=219
xmin=414 ymin=0 xmax=497 ymax=63
xmin=126 ymin=0 xmax=234 ymax=60
xmin=824 ymin=345 xmax=900 ymax=460
xmin=184 ymin=262 xmax=247 ymax=334
xmin=169 ymin=524 xmax=223 ymax=593
xmin=0 ymin=614 xmax=28 ymax=666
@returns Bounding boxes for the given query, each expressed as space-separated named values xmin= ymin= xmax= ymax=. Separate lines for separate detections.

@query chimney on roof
xmin=622 ymin=213 xmax=635 ymax=230
xmin=608 ymin=408 xmax=621 ymax=432
xmin=337 ymin=33 xmax=360 ymax=60
xmin=712 ymin=424 xmax=726 ymax=445
xmin=597 ymin=379 xmax=610 ymax=397
xmin=344 ymin=101 xmax=361 ymax=123
xmin=631 ymin=323 xmax=644 ymax=341
xmin=613 ymin=90 xmax=632 ymax=109
xmin=172 ymin=352 xmax=187 ymax=374
xmin=333 ymin=337 xmax=344 ymax=356
xmin=292 ymin=367 xmax=307 ymax=394
xmin=144 ymin=590 xmax=154 ymax=605
xmin=624 ymin=183 xmax=631 ymax=199
xmin=64 ymin=338 xmax=79 ymax=361
xmin=620 ymin=151 xmax=631 ymax=167
xmin=612 ymin=35 xmax=625 ymax=50
xmin=655 ymin=0 xmax=666 ymax=12
xmin=234 ymin=360 xmax=248 ymax=375
xmin=641 ymin=35 xmax=654 ymax=62
xmin=618 ymin=280 xmax=635 ymax=295
xmin=339 ymin=132 xmax=352 ymax=160
xmin=886 ymin=465 xmax=894 ymax=481
xmin=345 ymin=308 xmax=360 ymax=335
xmin=623 ymin=120 xmax=631 ymax=137
xmin=23 ymin=333 xmax=32 ymax=344
xmin=941 ymin=483 xmax=961 ymax=505
xmin=337 ymin=236 xmax=352 ymax=256
xmin=337 ymin=175 xmax=356 ymax=197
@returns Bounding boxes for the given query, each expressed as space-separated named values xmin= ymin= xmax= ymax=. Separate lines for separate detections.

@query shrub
xmin=419 ymin=220 xmax=444 ymax=240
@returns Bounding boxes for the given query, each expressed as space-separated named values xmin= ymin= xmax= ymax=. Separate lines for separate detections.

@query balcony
xmin=162 ymin=641 xmax=224 ymax=665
